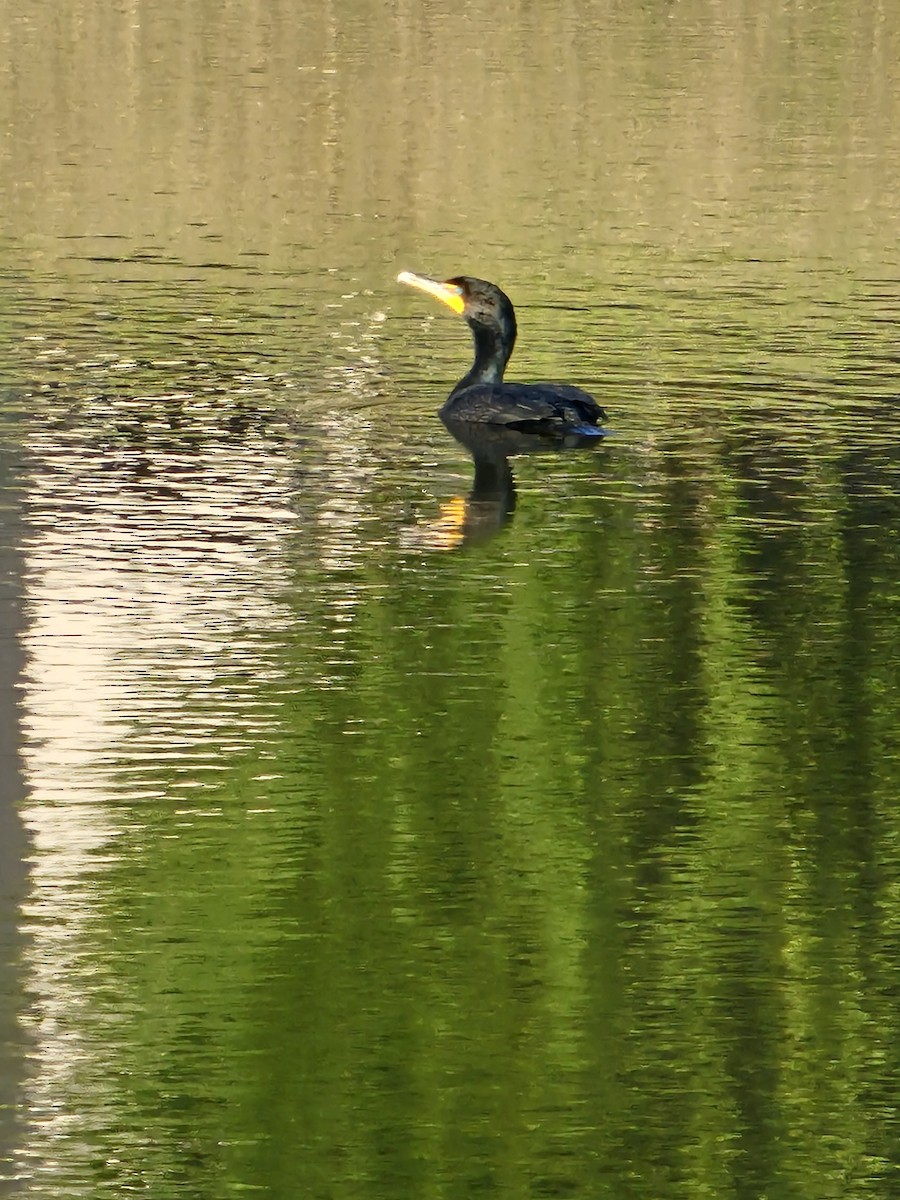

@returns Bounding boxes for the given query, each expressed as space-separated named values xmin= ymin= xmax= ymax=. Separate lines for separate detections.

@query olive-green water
xmin=2 ymin=1 xmax=900 ymax=1196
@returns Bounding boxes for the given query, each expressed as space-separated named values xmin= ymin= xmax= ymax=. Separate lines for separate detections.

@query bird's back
xmin=442 ymin=380 xmax=607 ymax=433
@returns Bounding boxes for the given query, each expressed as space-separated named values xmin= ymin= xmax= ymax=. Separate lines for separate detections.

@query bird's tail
xmin=569 ymin=424 xmax=610 ymax=438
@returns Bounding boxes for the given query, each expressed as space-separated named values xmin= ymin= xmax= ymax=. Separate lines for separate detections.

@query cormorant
xmin=397 ymin=271 xmax=608 ymax=436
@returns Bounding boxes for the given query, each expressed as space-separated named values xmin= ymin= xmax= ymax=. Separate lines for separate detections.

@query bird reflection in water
xmin=401 ymin=417 xmax=605 ymax=551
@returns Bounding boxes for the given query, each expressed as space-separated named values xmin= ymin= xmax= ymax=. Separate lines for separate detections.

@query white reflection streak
xmin=15 ymin=436 xmax=296 ymax=1177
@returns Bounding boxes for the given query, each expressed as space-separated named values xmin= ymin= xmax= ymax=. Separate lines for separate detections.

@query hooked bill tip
xmin=397 ymin=271 xmax=466 ymax=315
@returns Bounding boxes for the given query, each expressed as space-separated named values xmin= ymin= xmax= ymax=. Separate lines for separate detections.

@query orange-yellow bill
xmin=397 ymin=271 xmax=465 ymax=315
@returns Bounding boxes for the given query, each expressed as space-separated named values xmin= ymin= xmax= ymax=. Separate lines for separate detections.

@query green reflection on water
xmin=16 ymin=428 xmax=898 ymax=1197
xmin=9 ymin=267 xmax=900 ymax=1196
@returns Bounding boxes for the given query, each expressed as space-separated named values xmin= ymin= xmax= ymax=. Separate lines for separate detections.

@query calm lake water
xmin=2 ymin=1 xmax=900 ymax=1196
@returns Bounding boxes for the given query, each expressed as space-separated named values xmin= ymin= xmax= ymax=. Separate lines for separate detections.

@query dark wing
xmin=442 ymin=382 xmax=606 ymax=429
xmin=532 ymin=383 xmax=607 ymax=425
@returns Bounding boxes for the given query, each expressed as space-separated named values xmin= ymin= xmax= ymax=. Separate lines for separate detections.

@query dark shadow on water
xmin=403 ymin=418 xmax=608 ymax=551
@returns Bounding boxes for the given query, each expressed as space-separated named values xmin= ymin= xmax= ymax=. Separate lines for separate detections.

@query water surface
xmin=2 ymin=1 xmax=900 ymax=1196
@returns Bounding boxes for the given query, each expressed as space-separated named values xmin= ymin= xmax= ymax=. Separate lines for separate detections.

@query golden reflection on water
xmin=2 ymin=0 xmax=900 ymax=275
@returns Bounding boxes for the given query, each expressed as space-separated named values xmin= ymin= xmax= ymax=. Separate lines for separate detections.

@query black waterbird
xmin=397 ymin=271 xmax=608 ymax=437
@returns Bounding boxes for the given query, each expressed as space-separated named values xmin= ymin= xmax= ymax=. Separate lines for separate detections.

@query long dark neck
xmin=450 ymin=318 xmax=516 ymax=398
